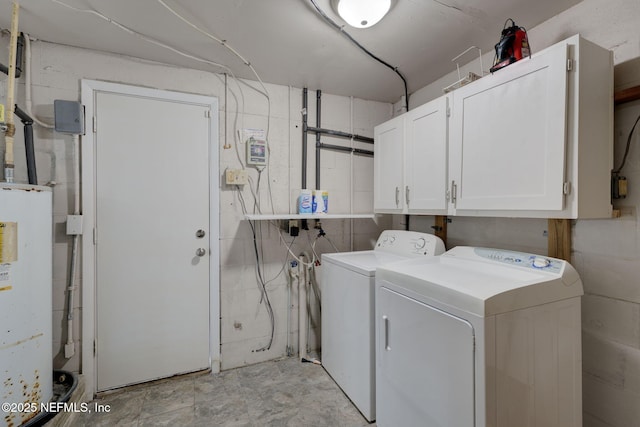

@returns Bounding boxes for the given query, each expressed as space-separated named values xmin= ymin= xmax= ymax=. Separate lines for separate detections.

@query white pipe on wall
xmin=298 ymin=254 xmax=307 ymax=361
xmin=24 ymin=34 xmax=54 ymax=129
xmin=65 ymin=134 xmax=81 ymax=359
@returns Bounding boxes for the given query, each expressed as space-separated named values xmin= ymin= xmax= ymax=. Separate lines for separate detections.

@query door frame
xmin=80 ymin=80 xmax=220 ymax=397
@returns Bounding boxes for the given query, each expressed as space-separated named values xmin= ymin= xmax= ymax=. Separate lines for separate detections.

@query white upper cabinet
xmin=374 ymin=115 xmax=405 ymax=212
xmin=449 ymin=42 xmax=569 ymax=213
xmin=404 ymin=96 xmax=448 ymax=214
xmin=373 ymin=35 xmax=613 ymax=219
xmin=374 ymin=96 xmax=449 ymax=214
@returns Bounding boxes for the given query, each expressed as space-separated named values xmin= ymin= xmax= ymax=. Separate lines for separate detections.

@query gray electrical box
xmin=54 ymin=100 xmax=84 ymax=135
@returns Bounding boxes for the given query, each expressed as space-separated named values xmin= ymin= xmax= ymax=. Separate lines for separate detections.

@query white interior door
xmin=94 ymin=88 xmax=215 ymax=391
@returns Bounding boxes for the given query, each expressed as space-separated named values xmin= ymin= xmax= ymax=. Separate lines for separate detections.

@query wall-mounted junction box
xmin=66 ymin=215 xmax=83 ymax=235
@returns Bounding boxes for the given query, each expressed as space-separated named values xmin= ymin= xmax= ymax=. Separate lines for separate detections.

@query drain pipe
xmin=13 ymin=105 xmax=37 ymax=185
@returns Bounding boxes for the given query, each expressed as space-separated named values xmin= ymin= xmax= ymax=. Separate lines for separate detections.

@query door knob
xmin=196 ymin=248 xmax=207 ymax=257
xmin=195 ymin=229 xmax=206 ymax=238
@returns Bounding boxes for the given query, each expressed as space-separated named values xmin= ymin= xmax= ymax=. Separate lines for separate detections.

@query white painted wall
xmin=400 ymin=1 xmax=640 ymax=426
xmin=0 ymin=39 xmax=391 ymax=375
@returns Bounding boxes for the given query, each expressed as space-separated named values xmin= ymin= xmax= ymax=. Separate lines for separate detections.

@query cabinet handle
xmin=395 ymin=187 xmax=400 ymax=207
xmin=405 ymin=186 xmax=410 ymax=206
xmin=451 ymin=180 xmax=457 ymax=204
xmin=383 ymin=315 xmax=391 ymax=351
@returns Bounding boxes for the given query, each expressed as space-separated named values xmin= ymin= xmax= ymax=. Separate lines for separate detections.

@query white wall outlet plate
xmin=226 ymin=169 xmax=248 ymax=185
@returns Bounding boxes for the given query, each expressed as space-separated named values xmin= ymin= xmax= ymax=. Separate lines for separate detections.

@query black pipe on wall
xmin=319 ymin=143 xmax=373 ymax=156
xmin=0 ymin=33 xmax=24 ymax=78
xmin=14 ymin=104 xmax=37 ymax=185
xmin=316 ymin=90 xmax=322 ymax=189
xmin=302 ymin=88 xmax=308 ymax=189
xmin=307 ymin=126 xmax=374 ymax=144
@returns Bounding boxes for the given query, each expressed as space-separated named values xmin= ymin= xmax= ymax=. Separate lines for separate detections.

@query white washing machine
xmin=321 ymin=230 xmax=445 ymax=421
xmin=375 ymin=246 xmax=584 ymax=427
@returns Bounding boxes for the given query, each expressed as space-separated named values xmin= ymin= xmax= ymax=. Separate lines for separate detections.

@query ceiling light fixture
xmin=333 ymin=0 xmax=392 ymax=29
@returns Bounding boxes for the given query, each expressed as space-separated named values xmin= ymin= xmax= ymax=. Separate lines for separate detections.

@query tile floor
xmin=71 ymin=356 xmax=374 ymax=426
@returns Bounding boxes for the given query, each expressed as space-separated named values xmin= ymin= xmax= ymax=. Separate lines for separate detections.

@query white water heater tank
xmin=0 ymin=184 xmax=52 ymax=427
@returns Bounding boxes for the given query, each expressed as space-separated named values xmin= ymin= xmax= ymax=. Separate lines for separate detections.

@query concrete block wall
xmin=0 ymin=38 xmax=391 ymax=375
xmin=401 ymin=1 xmax=640 ymax=425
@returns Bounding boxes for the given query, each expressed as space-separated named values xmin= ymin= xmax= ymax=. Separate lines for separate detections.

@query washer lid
xmin=322 ymin=251 xmax=408 ymax=276
xmin=376 ymin=246 xmax=583 ymax=316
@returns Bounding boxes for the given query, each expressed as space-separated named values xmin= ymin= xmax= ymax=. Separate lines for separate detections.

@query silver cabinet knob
xmin=196 ymin=248 xmax=207 ymax=257
xmin=196 ymin=229 xmax=206 ymax=238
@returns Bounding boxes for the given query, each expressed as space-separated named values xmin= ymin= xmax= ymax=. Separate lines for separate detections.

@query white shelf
xmin=244 ymin=213 xmax=375 ymax=221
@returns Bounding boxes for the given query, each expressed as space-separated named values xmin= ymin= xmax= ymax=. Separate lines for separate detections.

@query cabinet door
xmin=450 ymin=42 xmax=569 ymax=212
xmin=405 ymin=96 xmax=448 ymax=213
xmin=374 ymin=116 xmax=404 ymax=212
xmin=376 ymin=286 xmax=475 ymax=427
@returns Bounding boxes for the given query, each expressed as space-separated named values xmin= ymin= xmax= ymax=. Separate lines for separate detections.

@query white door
xmin=94 ymin=88 xmax=215 ymax=391
xmin=374 ymin=116 xmax=404 ymax=213
xmin=404 ymin=96 xmax=449 ymax=214
xmin=376 ymin=286 xmax=475 ymax=427
xmin=449 ymin=42 xmax=569 ymax=212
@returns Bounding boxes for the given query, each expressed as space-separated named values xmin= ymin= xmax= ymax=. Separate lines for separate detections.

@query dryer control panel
xmin=376 ymin=230 xmax=446 ymax=257
xmin=472 ymin=247 xmax=564 ymax=274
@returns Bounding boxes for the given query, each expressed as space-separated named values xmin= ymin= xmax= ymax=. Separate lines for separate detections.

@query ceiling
xmin=0 ymin=0 xmax=583 ymax=103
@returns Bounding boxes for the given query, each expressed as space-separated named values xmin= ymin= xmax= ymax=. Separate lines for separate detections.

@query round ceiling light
xmin=335 ymin=0 xmax=392 ymax=29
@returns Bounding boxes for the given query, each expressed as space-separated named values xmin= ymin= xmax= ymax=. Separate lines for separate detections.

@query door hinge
xmin=446 ymin=107 xmax=451 ymax=118
xmin=205 ymin=110 xmax=211 ymax=118
xmin=563 ymin=182 xmax=572 ymax=195
xmin=93 ymin=340 xmax=96 ymax=356
xmin=567 ymin=59 xmax=573 ymax=72
xmin=93 ymin=228 xmax=97 ymax=245
xmin=92 ymin=116 xmax=97 ymax=133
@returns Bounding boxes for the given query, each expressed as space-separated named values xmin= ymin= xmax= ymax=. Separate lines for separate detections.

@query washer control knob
xmin=415 ymin=238 xmax=426 ymax=249
xmin=532 ymin=257 xmax=551 ymax=268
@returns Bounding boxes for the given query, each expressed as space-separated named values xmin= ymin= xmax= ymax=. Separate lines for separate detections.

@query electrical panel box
xmin=54 ymin=100 xmax=85 ymax=135
xmin=246 ymin=137 xmax=267 ymax=166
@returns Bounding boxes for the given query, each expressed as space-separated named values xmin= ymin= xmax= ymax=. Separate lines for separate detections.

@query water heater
xmin=0 ymin=184 xmax=52 ymax=427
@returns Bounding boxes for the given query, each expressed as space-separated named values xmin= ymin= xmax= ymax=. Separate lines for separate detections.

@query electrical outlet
xmin=289 ymin=220 xmax=299 ymax=236
xmin=226 ymin=169 xmax=248 ymax=185
xmin=612 ymin=175 xmax=628 ymax=199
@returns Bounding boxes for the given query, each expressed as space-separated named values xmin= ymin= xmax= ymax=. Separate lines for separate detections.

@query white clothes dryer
xmin=375 ymin=246 xmax=584 ymax=427
xmin=321 ymin=230 xmax=445 ymax=421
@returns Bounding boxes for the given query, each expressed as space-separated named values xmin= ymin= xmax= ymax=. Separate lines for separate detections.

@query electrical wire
xmin=50 ymin=0 xmax=233 ymax=73
xmin=156 ymin=0 xmax=278 ymax=214
xmin=237 ymin=187 xmax=275 ymax=352
xmin=308 ymin=0 xmax=409 ymax=112
xmin=613 ymin=111 xmax=640 ymax=174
